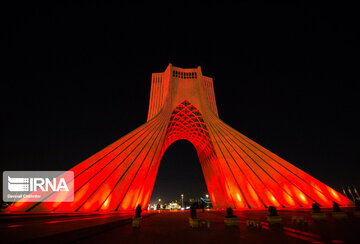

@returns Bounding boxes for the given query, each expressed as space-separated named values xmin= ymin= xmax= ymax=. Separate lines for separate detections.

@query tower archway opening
xmin=150 ymin=100 xmax=219 ymax=208
xmin=150 ymin=139 xmax=208 ymax=207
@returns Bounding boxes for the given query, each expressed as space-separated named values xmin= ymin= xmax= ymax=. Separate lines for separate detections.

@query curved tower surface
xmin=8 ymin=64 xmax=352 ymax=211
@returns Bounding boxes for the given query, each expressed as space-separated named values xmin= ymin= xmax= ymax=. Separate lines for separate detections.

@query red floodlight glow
xmin=7 ymin=64 xmax=353 ymax=212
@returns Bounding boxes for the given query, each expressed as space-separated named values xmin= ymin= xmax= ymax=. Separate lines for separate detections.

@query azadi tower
xmin=8 ymin=64 xmax=352 ymax=211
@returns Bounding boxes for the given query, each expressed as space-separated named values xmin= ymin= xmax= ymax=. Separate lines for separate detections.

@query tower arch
xmin=160 ymin=100 xmax=227 ymax=208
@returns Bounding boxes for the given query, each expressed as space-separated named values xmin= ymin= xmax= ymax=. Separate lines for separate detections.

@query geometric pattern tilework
xmin=163 ymin=100 xmax=214 ymax=159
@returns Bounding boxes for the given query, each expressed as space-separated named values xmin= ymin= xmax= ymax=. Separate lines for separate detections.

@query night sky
xmin=2 ymin=1 xmax=359 ymax=204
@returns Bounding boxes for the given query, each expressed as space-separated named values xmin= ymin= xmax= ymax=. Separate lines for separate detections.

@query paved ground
xmin=0 ymin=212 xmax=134 ymax=243
xmin=1 ymin=209 xmax=359 ymax=243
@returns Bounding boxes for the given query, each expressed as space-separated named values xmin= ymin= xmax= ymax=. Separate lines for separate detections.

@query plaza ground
xmin=1 ymin=208 xmax=359 ymax=243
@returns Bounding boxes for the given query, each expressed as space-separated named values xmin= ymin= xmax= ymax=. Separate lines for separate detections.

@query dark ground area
xmin=1 ymin=208 xmax=359 ymax=243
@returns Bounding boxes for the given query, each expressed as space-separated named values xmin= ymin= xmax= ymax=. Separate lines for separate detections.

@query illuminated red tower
xmin=8 ymin=64 xmax=352 ymax=211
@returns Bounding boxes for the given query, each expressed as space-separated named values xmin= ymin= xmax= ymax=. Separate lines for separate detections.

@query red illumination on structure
xmin=8 ymin=225 xmax=21 ymax=228
xmin=7 ymin=64 xmax=353 ymax=212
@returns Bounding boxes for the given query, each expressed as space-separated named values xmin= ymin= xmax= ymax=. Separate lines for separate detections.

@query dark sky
xmin=2 ymin=1 xmax=359 ymax=203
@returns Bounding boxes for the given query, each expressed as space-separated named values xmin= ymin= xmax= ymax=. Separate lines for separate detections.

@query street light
xmin=158 ymin=198 xmax=162 ymax=209
xmin=205 ymin=194 xmax=210 ymax=209
xmin=181 ymin=194 xmax=184 ymax=208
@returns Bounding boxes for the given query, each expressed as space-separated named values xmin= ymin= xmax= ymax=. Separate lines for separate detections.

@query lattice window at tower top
xmin=172 ymin=70 xmax=197 ymax=79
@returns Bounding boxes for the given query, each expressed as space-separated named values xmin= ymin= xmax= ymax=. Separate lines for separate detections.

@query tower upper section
xmin=147 ymin=64 xmax=218 ymax=121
